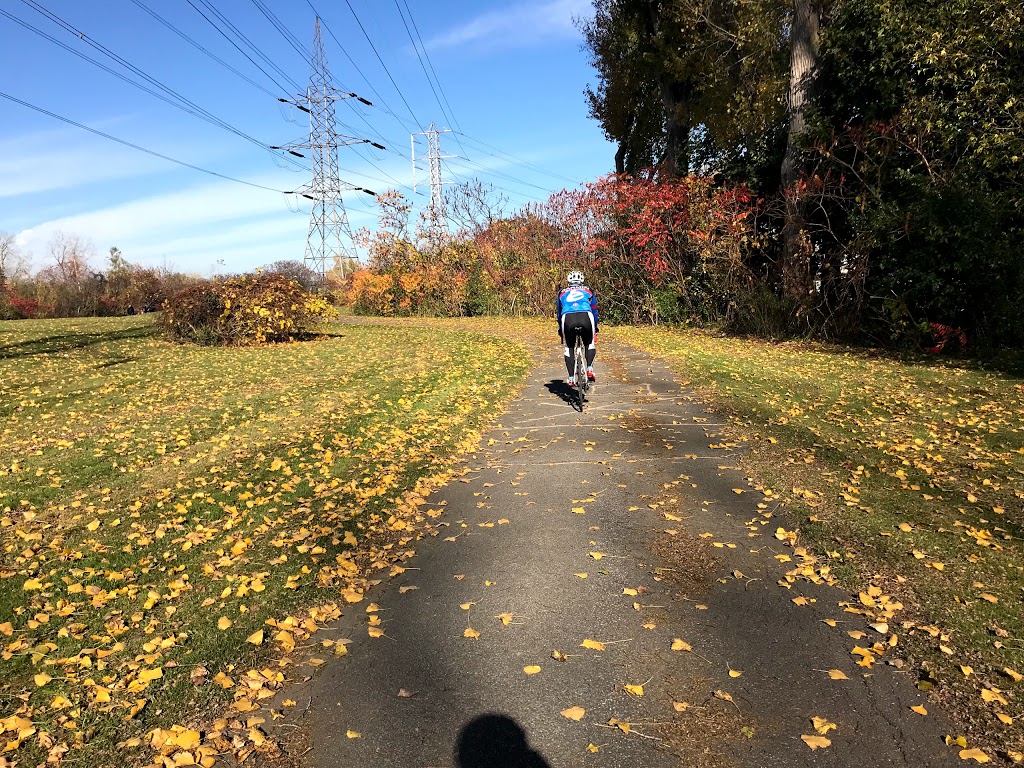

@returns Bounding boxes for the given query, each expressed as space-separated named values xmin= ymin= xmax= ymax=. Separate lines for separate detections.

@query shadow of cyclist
xmin=543 ymin=379 xmax=577 ymax=406
xmin=456 ymin=714 xmax=552 ymax=768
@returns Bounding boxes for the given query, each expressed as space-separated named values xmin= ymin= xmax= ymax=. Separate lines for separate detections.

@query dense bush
xmin=341 ymin=175 xmax=755 ymax=326
xmin=159 ymin=272 xmax=335 ymax=345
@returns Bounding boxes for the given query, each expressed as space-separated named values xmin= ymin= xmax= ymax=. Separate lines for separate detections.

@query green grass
xmin=0 ymin=315 xmax=531 ymax=765
xmin=610 ymin=325 xmax=1024 ymax=757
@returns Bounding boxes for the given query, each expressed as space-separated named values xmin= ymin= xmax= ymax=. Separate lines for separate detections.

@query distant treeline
xmin=0 ymin=232 xmax=319 ymax=322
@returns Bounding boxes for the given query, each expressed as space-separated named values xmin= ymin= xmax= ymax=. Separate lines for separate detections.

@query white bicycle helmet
xmin=567 ymin=271 xmax=585 ymax=286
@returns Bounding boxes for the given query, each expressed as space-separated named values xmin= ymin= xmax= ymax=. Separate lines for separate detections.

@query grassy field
xmin=610 ymin=326 xmax=1024 ymax=759
xmin=0 ymin=315 xmax=531 ymax=766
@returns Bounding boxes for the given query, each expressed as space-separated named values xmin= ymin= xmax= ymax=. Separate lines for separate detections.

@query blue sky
xmin=0 ymin=0 xmax=613 ymax=275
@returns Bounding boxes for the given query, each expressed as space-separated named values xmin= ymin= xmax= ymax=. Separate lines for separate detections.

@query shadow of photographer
xmin=456 ymin=714 xmax=552 ymax=768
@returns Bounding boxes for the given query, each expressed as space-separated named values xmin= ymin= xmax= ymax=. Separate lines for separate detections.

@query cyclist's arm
xmin=556 ymin=293 xmax=563 ymax=338
xmin=589 ymin=289 xmax=599 ymax=334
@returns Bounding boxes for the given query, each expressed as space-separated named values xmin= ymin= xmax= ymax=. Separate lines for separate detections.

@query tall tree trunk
xmin=781 ymin=0 xmax=821 ymax=303
xmin=643 ymin=0 xmax=690 ymax=178
xmin=660 ymin=79 xmax=691 ymax=177
xmin=615 ymin=111 xmax=635 ymax=175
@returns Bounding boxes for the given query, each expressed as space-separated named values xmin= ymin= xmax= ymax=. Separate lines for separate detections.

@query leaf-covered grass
xmin=0 ymin=315 xmax=531 ymax=766
xmin=610 ymin=325 xmax=1024 ymax=756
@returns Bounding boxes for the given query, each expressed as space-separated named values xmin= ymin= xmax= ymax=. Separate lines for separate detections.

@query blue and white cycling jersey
xmin=556 ymin=285 xmax=599 ymax=331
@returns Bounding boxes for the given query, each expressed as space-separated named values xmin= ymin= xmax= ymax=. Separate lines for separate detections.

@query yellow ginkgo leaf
xmin=217 ymin=617 xmax=232 ymax=630
xmin=622 ymin=588 xmax=638 ymax=596
xmin=624 ymin=683 xmax=644 ymax=697
xmin=911 ymin=705 xmax=928 ymax=716
xmin=368 ymin=626 xmax=384 ymax=638
xmin=560 ymin=706 xmax=586 ymax=721
xmin=174 ymin=730 xmax=201 ymax=749
xmin=827 ymin=669 xmax=849 ymax=680
xmin=346 ymin=730 xmax=361 ymax=739
xmin=464 ymin=627 xmax=480 ymax=639
xmin=811 ymin=717 xmax=836 ymax=735
xmin=460 ymin=602 xmax=475 ymax=610
xmin=729 ymin=669 xmax=743 ymax=678
xmin=672 ymin=701 xmax=689 ymax=712
xmin=246 ymin=630 xmax=265 ymax=645
xmin=34 ymin=674 xmax=52 ymax=687
xmin=580 ymin=639 xmax=606 ymax=651
xmin=958 ymin=748 xmax=990 ymax=763
xmin=575 ymin=573 xmax=588 ymax=579
xmin=587 ymin=743 xmax=600 ymax=753
xmin=996 ymin=713 xmax=1013 ymax=724
xmin=801 ymin=735 xmax=832 ymax=750
xmin=981 ymin=688 xmax=1008 ymax=705
xmin=497 ymin=613 xmax=513 ymax=625
xmin=588 ymin=552 xmax=605 ymax=560
xmin=523 ymin=666 xmax=541 ymax=675
xmin=671 ymin=638 xmax=692 ymax=652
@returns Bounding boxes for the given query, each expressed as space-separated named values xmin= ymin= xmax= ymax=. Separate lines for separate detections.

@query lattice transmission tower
xmin=276 ymin=18 xmax=381 ymax=283
xmin=412 ymin=123 xmax=453 ymax=247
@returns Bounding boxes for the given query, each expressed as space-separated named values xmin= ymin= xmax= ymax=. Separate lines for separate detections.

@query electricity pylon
xmin=275 ymin=18 xmax=382 ymax=283
xmin=412 ymin=123 xmax=453 ymax=247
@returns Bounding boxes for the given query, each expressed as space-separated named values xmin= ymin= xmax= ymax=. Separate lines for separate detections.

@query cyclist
xmin=556 ymin=271 xmax=598 ymax=386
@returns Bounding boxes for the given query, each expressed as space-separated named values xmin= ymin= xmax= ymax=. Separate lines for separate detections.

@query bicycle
xmin=572 ymin=334 xmax=591 ymax=411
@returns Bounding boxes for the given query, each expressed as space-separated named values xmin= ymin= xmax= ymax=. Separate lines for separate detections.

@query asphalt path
xmin=273 ymin=340 xmax=958 ymax=768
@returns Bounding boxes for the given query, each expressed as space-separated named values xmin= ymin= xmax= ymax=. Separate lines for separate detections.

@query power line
xmin=183 ymin=0 xmax=295 ymax=94
xmin=340 ymin=0 xmax=422 ymax=129
xmin=399 ymin=0 xmax=462 ymax=134
xmin=125 ymin=0 xmax=277 ymax=99
xmin=249 ymin=0 xmax=311 ymax=63
xmin=393 ymin=0 xmax=461 ymax=152
xmin=9 ymin=2 xmax=300 ymax=169
xmin=449 ymin=157 xmax=558 ymax=194
xmin=305 ymin=0 xmax=417 ymax=136
xmin=456 ymin=131 xmax=582 ymax=187
xmin=0 ymin=89 xmax=288 ymax=194
xmin=191 ymin=0 xmax=301 ymax=90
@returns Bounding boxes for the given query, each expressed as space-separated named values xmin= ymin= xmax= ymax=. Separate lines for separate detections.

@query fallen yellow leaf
xmin=671 ymin=638 xmax=692 ymax=652
xmin=581 ymin=639 xmax=606 ymax=651
xmin=801 ymin=734 xmax=832 ymax=750
xmin=217 ymin=617 xmax=232 ymax=630
xmin=624 ymin=683 xmax=644 ymax=697
xmin=524 ymin=666 xmax=541 ymax=675
xmin=464 ymin=627 xmax=480 ymax=639
xmin=959 ymin=748 xmax=990 ymax=763
xmin=811 ymin=716 xmax=836 ymax=735
xmin=561 ymin=706 xmax=586 ymax=721
xmin=911 ymin=705 xmax=928 ymax=716
xmin=827 ymin=669 xmax=849 ymax=680
xmin=246 ymin=630 xmax=264 ymax=645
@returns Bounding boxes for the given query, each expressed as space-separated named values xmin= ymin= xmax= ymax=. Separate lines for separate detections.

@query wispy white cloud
xmin=0 ymin=128 xmax=170 ymax=198
xmin=425 ymin=0 xmax=591 ymax=51
xmin=14 ymin=177 xmax=376 ymax=275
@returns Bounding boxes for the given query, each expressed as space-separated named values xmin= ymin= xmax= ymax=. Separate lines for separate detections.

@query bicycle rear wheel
xmin=574 ymin=339 xmax=587 ymax=410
